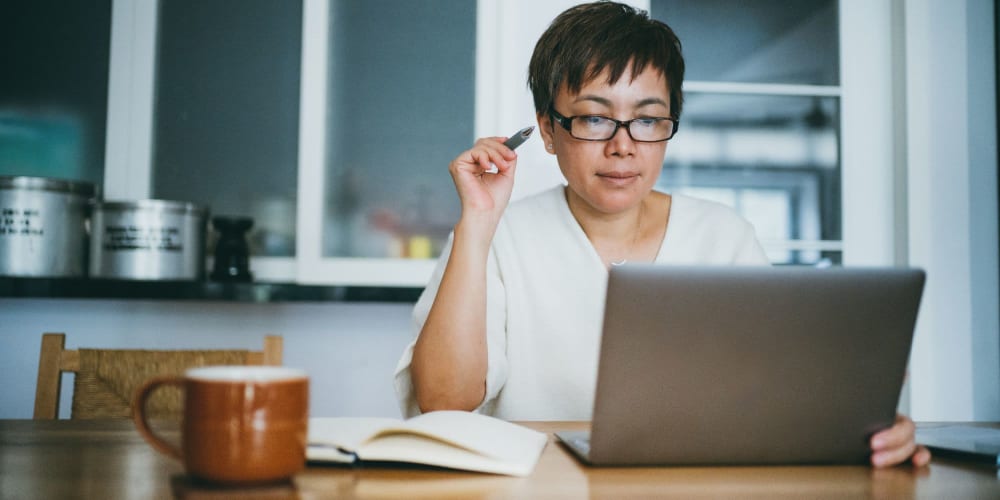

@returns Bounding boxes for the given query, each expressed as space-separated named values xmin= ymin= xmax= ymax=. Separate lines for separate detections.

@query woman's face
xmin=537 ymin=65 xmax=671 ymax=216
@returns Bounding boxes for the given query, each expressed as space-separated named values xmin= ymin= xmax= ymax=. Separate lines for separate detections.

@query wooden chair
xmin=33 ymin=333 xmax=283 ymax=420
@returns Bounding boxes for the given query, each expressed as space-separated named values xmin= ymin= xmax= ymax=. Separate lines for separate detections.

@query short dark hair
xmin=528 ymin=1 xmax=685 ymax=119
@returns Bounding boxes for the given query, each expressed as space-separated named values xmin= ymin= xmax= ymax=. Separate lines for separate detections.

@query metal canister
xmin=0 ymin=176 xmax=95 ymax=277
xmin=89 ymin=200 xmax=208 ymax=281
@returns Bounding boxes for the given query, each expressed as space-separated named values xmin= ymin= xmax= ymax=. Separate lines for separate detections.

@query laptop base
xmin=555 ymin=430 xmax=593 ymax=464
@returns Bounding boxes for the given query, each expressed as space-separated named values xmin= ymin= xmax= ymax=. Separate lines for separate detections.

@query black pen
xmin=503 ymin=126 xmax=535 ymax=150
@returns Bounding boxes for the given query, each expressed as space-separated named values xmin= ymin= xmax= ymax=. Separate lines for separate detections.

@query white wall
xmin=0 ymin=299 xmax=414 ymax=419
xmin=905 ymin=0 xmax=999 ymax=421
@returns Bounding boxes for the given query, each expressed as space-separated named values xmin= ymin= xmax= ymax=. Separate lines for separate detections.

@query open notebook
xmin=307 ymin=411 xmax=548 ymax=476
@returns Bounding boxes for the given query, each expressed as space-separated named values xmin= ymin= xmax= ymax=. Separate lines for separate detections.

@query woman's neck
xmin=563 ymin=187 xmax=650 ymax=267
xmin=564 ymin=190 xmax=644 ymax=242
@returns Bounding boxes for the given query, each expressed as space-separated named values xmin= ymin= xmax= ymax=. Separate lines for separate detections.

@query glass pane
xmin=0 ymin=0 xmax=111 ymax=186
xmin=651 ymin=0 xmax=839 ymax=85
xmin=152 ymin=0 xmax=302 ymax=257
xmin=324 ymin=0 xmax=475 ymax=259
xmin=658 ymin=93 xmax=841 ymax=265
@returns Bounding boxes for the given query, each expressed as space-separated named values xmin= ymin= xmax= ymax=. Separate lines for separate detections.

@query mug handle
xmin=132 ymin=375 xmax=184 ymax=461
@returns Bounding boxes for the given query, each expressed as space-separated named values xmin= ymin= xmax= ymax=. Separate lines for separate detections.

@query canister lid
xmin=0 ymin=176 xmax=96 ymax=197
xmin=94 ymin=199 xmax=209 ymax=216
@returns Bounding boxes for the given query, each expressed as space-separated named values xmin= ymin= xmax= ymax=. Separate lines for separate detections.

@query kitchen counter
xmin=0 ymin=277 xmax=422 ymax=303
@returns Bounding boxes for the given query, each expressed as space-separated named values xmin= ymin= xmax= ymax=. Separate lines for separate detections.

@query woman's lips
xmin=597 ymin=171 xmax=640 ymax=186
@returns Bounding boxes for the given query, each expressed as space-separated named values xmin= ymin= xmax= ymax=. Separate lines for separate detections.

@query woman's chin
xmin=573 ymin=189 xmax=644 ymax=215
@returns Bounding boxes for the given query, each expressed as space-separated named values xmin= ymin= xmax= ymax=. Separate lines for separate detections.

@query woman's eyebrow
xmin=571 ymin=95 xmax=669 ymax=109
xmin=572 ymin=95 xmax=613 ymax=106
xmin=635 ymin=97 xmax=669 ymax=109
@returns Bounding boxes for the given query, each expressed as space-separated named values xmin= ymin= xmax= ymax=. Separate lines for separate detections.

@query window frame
xmin=674 ymin=82 xmax=845 ymax=262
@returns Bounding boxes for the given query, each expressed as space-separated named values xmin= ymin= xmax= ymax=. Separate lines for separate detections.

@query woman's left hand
xmin=870 ymin=413 xmax=932 ymax=467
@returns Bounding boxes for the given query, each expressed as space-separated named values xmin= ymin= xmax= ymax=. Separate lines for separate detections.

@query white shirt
xmin=394 ymin=185 xmax=769 ymax=420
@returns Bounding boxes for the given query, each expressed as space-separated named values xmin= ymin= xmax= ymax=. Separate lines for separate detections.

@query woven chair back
xmin=72 ymin=349 xmax=251 ymax=419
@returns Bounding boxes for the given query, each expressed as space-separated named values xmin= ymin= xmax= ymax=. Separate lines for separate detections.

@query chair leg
xmin=34 ymin=333 xmax=66 ymax=419
xmin=263 ymin=335 xmax=283 ymax=366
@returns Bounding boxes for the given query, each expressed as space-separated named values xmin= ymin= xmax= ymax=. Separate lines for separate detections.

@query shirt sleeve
xmin=392 ymin=232 xmax=509 ymax=417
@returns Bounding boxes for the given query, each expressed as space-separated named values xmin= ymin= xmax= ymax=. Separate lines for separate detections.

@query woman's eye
xmin=635 ymin=118 xmax=658 ymax=128
xmin=582 ymin=116 xmax=606 ymax=126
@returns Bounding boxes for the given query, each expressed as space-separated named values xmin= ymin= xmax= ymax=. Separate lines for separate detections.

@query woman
xmin=394 ymin=1 xmax=929 ymax=468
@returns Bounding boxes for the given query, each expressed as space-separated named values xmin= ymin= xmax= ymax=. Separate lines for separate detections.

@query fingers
xmin=447 ymin=137 xmax=520 ymax=217
xmin=871 ymin=436 xmax=917 ymax=468
xmin=451 ymin=137 xmax=518 ymax=176
xmin=871 ymin=414 xmax=915 ymax=451
xmin=870 ymin=414 xmax=929 ymax=468
xmin=910 ymin=445 xmax=932 ymax=467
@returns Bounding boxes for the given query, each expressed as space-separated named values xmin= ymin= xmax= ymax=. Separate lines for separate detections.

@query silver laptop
xmin=916 ymin=425 xmax=1000 ymax=465
xmin=557 ymin=266 xmax=925 ymax=466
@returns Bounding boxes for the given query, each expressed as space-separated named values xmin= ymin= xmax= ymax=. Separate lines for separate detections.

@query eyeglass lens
xmin=572 ymin=116 xmax=674 ymax=141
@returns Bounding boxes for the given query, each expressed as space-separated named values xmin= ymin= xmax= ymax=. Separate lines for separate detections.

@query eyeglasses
xmin=549 ymin=108 xmax=678 ymax=142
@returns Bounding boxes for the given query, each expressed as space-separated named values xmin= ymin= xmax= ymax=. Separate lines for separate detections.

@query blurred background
xmin=0 ymin=0 xmax=995 ymax=422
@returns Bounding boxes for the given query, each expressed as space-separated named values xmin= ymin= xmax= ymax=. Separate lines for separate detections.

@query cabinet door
xmin=296 ymin=0 xmax=477 ymax=285
xmin=323 ymin=0 xmax=475 ymax=261
xmin=151 ymin=0 xmax=303 ymax=262
xmin=0 ymin=0 xmax=112 ymax=186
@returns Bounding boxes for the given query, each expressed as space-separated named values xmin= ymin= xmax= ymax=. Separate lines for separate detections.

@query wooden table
xmin=1 ymin=420 xmax=997 ymax=499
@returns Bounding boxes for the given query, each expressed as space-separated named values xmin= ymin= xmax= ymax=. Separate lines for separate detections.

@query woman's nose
xmin=605 ymin=123 xmax=637 ymax=157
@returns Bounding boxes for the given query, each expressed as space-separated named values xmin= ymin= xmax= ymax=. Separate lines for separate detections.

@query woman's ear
xmin=536 ymin=112 xmax=556 ymax=155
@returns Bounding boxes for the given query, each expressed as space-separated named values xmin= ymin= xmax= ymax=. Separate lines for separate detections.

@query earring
xmin=547 ymin=144 xmax=554 ymax=151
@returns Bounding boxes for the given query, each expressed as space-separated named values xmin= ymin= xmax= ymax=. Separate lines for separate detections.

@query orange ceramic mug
xmin=132 ymin=366 xmax=309 ymax=484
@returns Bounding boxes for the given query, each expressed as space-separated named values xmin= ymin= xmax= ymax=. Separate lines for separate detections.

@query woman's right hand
xmin=448 ymin=137 xmax=519 ymax=227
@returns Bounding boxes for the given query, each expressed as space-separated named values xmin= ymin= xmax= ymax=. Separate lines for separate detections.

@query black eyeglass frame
xmin=548 ymin=108 xmax=679 ymax=143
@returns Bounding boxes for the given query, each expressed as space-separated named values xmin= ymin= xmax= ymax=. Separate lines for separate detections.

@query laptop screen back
xmin=589 ymin=266 xmax=925 ymax=465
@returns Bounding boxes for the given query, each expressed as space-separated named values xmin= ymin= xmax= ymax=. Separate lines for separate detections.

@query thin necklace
xmin=609 ymin=203 xmax=643 ymax=267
